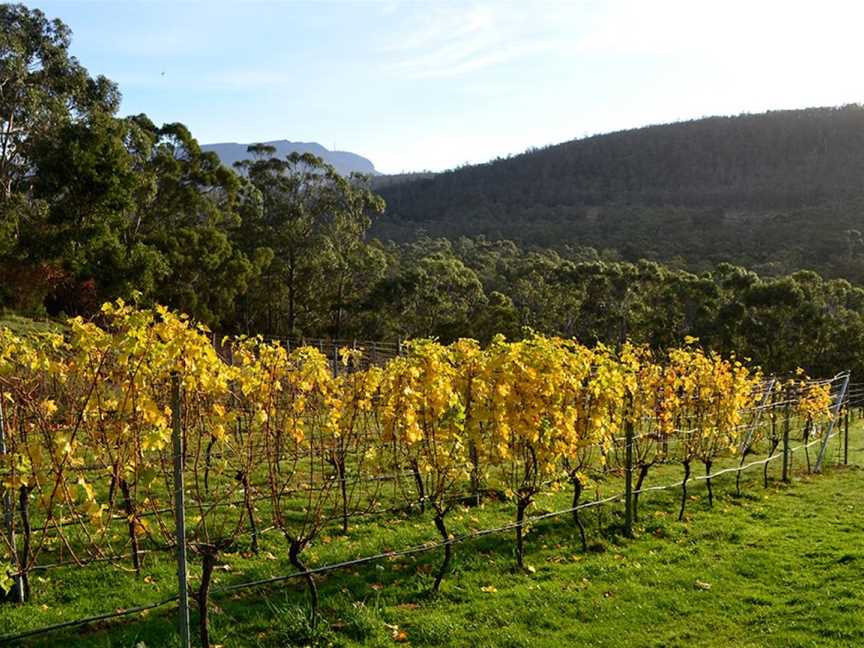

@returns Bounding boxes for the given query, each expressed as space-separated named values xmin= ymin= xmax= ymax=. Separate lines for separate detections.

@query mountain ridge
xmin=370 ymin=105 xmax=864 ymax=278
xmin=202 ymin=139 xmax=379 ymax=176
xmin=377 ymin=105 xmax=864 ymax=214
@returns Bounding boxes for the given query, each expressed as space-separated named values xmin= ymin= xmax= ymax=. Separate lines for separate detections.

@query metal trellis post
xmin=171 ymin=374 xmax=191 ymax=648
xmin=333 ymin=342 xmax=339 ymax=376
xmin=781 ymin=396 xmax=791 ymax=483
xmin=624 ymin=415 xmax=634 ymax=538
xmin=0 ymin=397 xmax=24 ymax=603
xmin=844 ymin=410 xmax=849 ymax=465
xmin=815 ymin=373 xmax=850 ymax=473
xmin=740 ymin=378 xmax=776 ymax=456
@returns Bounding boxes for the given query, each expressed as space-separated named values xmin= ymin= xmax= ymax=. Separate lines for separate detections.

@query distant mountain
xmin=373 ymin=105 xmax=864 ymax=279
xmin=202 ymin=140 xmax=378 ymax=176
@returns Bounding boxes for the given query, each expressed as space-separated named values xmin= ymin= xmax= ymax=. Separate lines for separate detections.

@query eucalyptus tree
xmin=236 ymin=148 xmax=385 ymax=337
xmin=0 ymin=4 xmax=120 ymax=204
xmin=127 ymin=118 xmax=257 ymax=326
xmin=0 ymin=4 xmax=122 ymax=307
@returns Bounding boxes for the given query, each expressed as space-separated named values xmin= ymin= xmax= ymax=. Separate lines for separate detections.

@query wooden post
xmin=624 ymin=415 xmax=634 ymax=538
xmin=171 ymin=374 xmax=191 ymax=648
xmin=0 ymin=397 xmax=24 ymax=603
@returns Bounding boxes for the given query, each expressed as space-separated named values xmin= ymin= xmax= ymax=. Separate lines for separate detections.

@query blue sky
xmin=36 ymin=0 xmax=864 ymax=173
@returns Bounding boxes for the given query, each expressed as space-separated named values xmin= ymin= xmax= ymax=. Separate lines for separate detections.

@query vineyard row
xmin=0 ymin=301 xmax=850 ymax=646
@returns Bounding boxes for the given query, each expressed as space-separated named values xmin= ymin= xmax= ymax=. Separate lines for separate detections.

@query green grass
xmin=0 ymin=312 xmax=64 ymax=336
xmin=3 ymin=424 xmax=863 ymax=647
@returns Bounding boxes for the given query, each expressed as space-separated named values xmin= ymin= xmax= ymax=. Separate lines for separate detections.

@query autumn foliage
xmin=0 ymin=302 xmax=832 ymax=629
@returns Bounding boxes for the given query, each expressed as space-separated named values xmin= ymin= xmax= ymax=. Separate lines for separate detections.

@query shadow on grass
xmin=18 ymin=460 xmax=848 ymax=647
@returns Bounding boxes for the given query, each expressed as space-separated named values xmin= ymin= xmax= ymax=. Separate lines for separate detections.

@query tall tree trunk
xmin=333 ymin=276 xmax=345 ymax=340
xmin=287 ymin=257 xmax=296 ymax=337
xmin=266 ymin=275 xmax=272 ymax=334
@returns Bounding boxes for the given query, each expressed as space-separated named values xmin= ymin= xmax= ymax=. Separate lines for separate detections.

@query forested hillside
xmin=375 ymin=107 xmax=864 ymax=279
xmin=6 ymin=5 xmax=864 ymax=378
xmin=5 ymin=4 xmax=864 ymax=648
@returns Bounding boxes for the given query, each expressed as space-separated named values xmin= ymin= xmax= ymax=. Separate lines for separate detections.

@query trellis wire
xmin=0 ymin=417 xmax=848 ymax=645
xmin=0 ymin=371 xmax=852 ymax=645
xmin=4 ymin=379 xmax=843 ymax=570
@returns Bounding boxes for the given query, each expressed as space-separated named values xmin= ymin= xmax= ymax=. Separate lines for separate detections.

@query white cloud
xmin=380 ymin=2 xmax=581 ymax=79
xmin=379 ymin=0 xmax=864 ymax=81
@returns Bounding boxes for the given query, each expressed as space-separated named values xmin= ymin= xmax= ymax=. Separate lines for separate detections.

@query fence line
xmin=0 ymin=379 xmax=853 ymax=646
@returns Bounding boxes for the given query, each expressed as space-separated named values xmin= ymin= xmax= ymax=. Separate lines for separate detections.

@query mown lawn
xmin=2 ymin=424 xmax=862 ymax=647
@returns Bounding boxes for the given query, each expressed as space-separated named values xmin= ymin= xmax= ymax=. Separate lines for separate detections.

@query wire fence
xmin=0 ymin=409 xmax=854 ymax=644
xmin=213 ymin=334 xmax=402 ymax=372
xmin=0 ymin=370 xmax=855 ymax=646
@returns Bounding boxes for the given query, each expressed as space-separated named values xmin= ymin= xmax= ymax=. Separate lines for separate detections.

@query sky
xmin=34 ymin=0 xmax=864 ymax=174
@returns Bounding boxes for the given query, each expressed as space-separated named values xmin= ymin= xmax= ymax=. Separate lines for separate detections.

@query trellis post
xmin=624 ymin=413 xmax=634 ymax=538
xmin=815 ymin=373 xmax=850 ymax=473
xmin=740 ymin=378 xmax=775 ymax=457
xmin=781 ymin=395 xmax=791 ymax=483
xmin=843 ymin=410 xmax=849 ymax=465
xmin=171 ymin=374 xmax=191 ymax=648
xmin=332 ymin=342 xmax=339 ymax=376
xmin=738 ymin=378 xmax=775 ymax=495
xmin=0 ymin=397 xmax=24 ymax=604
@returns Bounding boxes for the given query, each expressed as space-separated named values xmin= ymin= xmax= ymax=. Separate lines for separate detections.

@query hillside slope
xmin=373 ymin=105 xmax=864 ymax=278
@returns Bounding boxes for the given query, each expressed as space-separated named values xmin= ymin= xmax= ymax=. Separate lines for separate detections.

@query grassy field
xmin=2 ymin=422 xmax=862 ymax=647
xmin=0 ymin=313 xmax=64 ymax=336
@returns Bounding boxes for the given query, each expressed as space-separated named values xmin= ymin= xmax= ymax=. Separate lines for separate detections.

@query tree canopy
xmin=373 ymin=105 xmax=864 ymax=282
xmin=3 ymin=5 xmax=864 ymax=380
